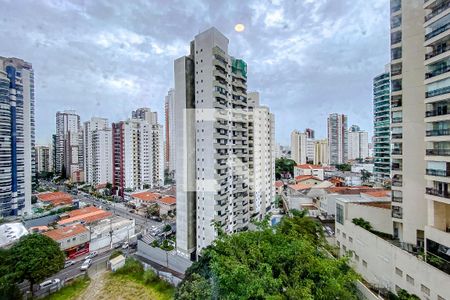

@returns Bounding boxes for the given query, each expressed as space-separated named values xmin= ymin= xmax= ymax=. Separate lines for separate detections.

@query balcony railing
xmin=426 ymin=44 xmax=450 ymax=60
xmin=426 ymin=128 xmax=450 ymax=136
xmin=426 ymin=148 xmax=450 ymax=156
xmin=392 ymin=117 xmax=403 ymax=123
xmin=426 ymin=108 xmax=449 ymax=117
xmin=392 ymin=196 xmax=403 ymax=203
xmin=426 ymin=23 xmax=450 ymax=41
xmin=392 ymin=163 xmax=402 ymax=171
xmin=426 ymin=86 xmax=450 ymax=98
xmin=426 ymin=168 xmax=450 ymax=176
xmin=392 ymin=133 xmax=403 ymax=139
xmin=426 ymin=64 xmax=450 ymax=79
xmin=425 ymin=1 xmax=450 ymax=22
xmin=392 ymin=211 xmax=403 ymax=219
xmin=426 ymin=187 xmax=450 ymax=198
xmin=392 ymin=149 xmax=403 ymax=155
xmin=392 ymin=180 xmax=403 ymax=187
xmin=391 ymin=99 xmax=402 ymax=108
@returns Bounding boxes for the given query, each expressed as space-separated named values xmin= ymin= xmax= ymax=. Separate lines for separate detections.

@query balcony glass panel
xmin=426 ymin=57 xmax=450 ymax=79
xmin=425 ymin=13 xmax=450 ymax=40
xmin=426 ymin=77 xmax=450 ymax=97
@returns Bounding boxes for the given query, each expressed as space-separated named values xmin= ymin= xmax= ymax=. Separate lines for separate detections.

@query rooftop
xmin=37 ymin=192 xmax=73 ymax=206
xmin=275 ymin=181 xmax=284 ymax=188
xmin=326 ymin=186 xmax=385 ymax=195
xmin=43 ymin=224 xmax=88 ymax=241
xmin=289 ymin=183 xmax=315 ymax=191
xmin=58 ymin=206 xmax=112 ymax=225
xmin=131 ymin=191 xmax=161 ymax=202
xmin=295 ymin=164 xmax=323 ymax=170
xmin=0 ymin=223 xmax=28 ymax=248
xmin=158 ymin=196 xmax=176 ymax=205
xmin=295 ymin=175 xmax=322 ymax=182
xmin=357 ymin=202 xmax=392 ymax=209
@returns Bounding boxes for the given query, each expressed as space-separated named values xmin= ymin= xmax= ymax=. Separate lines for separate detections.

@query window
xmin=421 ymin=284 xmax=430 ymax=296
xmin=395 ymin=267 xmax=403 ymax=277
xmin=336 ymin=203 xmax=344 ymax=225
xmin=406 ymin=274 xmax=414 ymax=285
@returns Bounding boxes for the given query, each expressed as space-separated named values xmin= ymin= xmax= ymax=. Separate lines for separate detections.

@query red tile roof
xmin=294 ymin=175 xmax=322 ymax=182
xmin=326 ymin=187 xmax=385 ymax=195
xmin=289 ymin=183 xmax=314 ymax=191
xmin=38 ymin=192 xmax=73 ymax=206
xmin=158 ymin=196 xmax=176 ymax=205
xmin=362 ymin=190 xmax=390 ymax=198
xmin=43 ymin=224 xmax=88 ymax=241
xmin=358 ymin=202 xmax=391 ymax=209
xmin=131 ymin=191 xmax=161 ymax=202
xmin=295 ymin=164 xmax=323 ymax=170
xmin=275 ymin=181 xmax=284 ymax=188
xmin=58 ymin=206 xmax=112 ymax=225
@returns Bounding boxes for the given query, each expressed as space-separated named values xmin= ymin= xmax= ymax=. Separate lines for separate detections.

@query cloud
xmin=0 ymin=0 xmax=389 ymax=145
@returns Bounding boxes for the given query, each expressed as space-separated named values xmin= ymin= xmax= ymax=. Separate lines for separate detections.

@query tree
xmin=147 ymin=203 xmax=160 ymax=217
xmin=360 ymin=169 xmax=372 ymax=182
xmin=10 ymin=234 xmax=64 ymax=295
xmin=275 ymin=158 xmax=296 ymax=179
xmin=176 ymin=215 xmax=358 ymax=299
xmin=336 ymin=164 xmax=351 ymax=171
xmin=352 ymin=218 xmax=373 ymax=231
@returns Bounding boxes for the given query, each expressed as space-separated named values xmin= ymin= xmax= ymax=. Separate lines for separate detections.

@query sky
xmin=0 ymin=0 xmax=390 ymax=145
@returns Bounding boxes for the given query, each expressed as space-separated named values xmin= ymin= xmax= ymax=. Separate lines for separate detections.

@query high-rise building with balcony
xmin=327 ymin=113 xmax=348 ymax=164
xmin=348 ymin=125 xmax=369 ymax=161
xmin=0 ymin=57 xmax=35 ymax=216
xmin=165 ymin=89 xmax=176 ymax=175
xmin=55 ymin=110 xmax=82 ymax=179
xmin=174 ymin=27 xmax=274 ymax=260
xmin=35 ymin=145 xmax=51 ymax=174
xmin=373 ymin=67 xmax=391 ymax=183
xmin=291 ymin=129 xmax=315 ymax=164
xmin=389 ymin=0 xmax=426 ymax=249
xmin=313 ymin=139 xmax=329 ymax=165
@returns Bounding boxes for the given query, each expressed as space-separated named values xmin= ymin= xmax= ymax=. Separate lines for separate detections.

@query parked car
xmin=64 ymin=260 xmax=74 ymax=268
xmin=122 ymin=242 xmax=129 ymax=249
xmin=86 ymin=251 xmax=98 ymax=259
xmin=150 ymin=216 xmax=162 ymax=222
xmin=39 ymin=278 xmax=60 ymax=290
xmin=80 ymin=259 xmax=92 ymax=271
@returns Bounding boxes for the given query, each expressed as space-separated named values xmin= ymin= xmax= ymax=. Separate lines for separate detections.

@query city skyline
xmin=0 ymin=0 xmax=389 ymax=145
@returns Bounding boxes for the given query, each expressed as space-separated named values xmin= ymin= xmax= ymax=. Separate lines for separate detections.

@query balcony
xmin=426 ymin=148 xmax=450 ymax=156
xmin=427 ymin=85 xmax=450 ymax=98
xmin=426 ymin=187 xmax=450 ymax=198
xmin=426 ymin=128 xmax=450 ymax=136
xmin=426 ymin=44 xmax=450 ymax=60
xmin=426 ymin=168 xmax=450 ymax=176
xmin=391 ymin=98 xmax=402 ymax=108
xmin=392 ymin=196 xmax=403 ymax=203
xmin=392 ymin=163 xmax=402 ymax=171
xmin=425 ymin=1 xmax=450 ymax=22
xmin=392 ymin=117 xmax=403 ymax=123
xmin=426 ymin=108 xmax=449 ymax=117
xmin=426 ymin=64 xmax=450 ymax=79
xmin=392 ymin=149 xmax=403 ymax=155
xmin=392 ymin=210 xmax=403 ymax=219
xmin=392 ymin=180 xmax=403 ymax=187
xmin=426 ymin=23 xmax=450 ymax=41
xmin=392 ymin=133 xmax=403 ymax=139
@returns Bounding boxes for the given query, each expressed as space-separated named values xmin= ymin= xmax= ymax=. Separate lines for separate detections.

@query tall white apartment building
xmin=35 ymin=145 xmax=51 ymax=173
xmin=175 ymin=28 xmax=274 ymax=260
xmin=91 ymin=127 xmax=112 ymax=186
xmin=112 ymin=114 xmax=164 ymax=197
xmin=328 ymin=113 xmax=348 ymax=164
xmin=313 ymin=139 xmax=329 ymax=165
xmin=348 ymin=125 xmax=369 ymax=160
xmin=248 ymin=92 xmax=275 ymax=219
xmin=83 ymin=117 xmax=109 ymax=185
xmin=291 ymin=130 xmax=311 ymax=164
xmin=0 ymin=57 xmax=35 ymax=216
xmin=165 ymin=89 xmax=176 ymax=174
xmin=56 ymin=110 xmax=82 ymax=179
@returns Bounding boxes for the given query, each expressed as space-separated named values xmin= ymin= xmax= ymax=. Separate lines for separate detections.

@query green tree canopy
xmin=275 ymin=158 xmax=297 ymax=180
xmin=10 ymin=234 xmax=65 ymax=294
xmin=176 ymin=215 xmax=358 ymax=299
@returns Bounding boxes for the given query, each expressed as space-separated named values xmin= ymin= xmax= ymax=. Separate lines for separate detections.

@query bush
xmin=143 ymin=269 xmax=159 ymax=285
xmin=109 ymin=250 xmax=122 ymax=260
xmin=114 ymin=258 xmax=144 ymax=278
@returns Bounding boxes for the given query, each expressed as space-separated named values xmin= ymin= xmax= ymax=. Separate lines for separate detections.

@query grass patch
xmin=102 ymin=258 xmax=174 ymax=300
xmin=42 ymin=276 xmax=90 ymax=300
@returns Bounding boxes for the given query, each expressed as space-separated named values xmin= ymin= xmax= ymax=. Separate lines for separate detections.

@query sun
xmin=234 ymin=24 xmax=245 ymax=32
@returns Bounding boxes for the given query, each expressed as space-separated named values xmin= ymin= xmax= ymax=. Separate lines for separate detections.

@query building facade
xmin=313 ymin=139 xmax=329 ymax=165
xmin=0 ymin=57 xmax=35 ymax=216
xmin=175 ymin=28 xmax=274 ymax=260
xmin=290 ymin=130 xmax=307 ymax=164
xmin=55 ymin=110 xmax=82 ymax=179
xmin=83 ymin=117 xmax=109 ymax=185
xmin=373 ymin=68 xmax=391 ymax=183
xmin=327 ymin=113 xmax=348 ymax=165
xmin=165 ymin=89 xmax=176 ymax=175
xmin=348 ymin=125 xmax=369 ymax=161
xmin=35 ymin=145 xmax=51 ymax=174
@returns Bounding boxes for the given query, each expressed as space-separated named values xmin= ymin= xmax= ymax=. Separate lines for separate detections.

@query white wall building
xmin=291 ymin=130 xmax=307 ymax=164
xmin=83 ymin=117 xmax=109 ymax=185
xmin=56 ymin=110 xmax=81 ymax=179
xmin=348 ymin=125 xmax=369 ymax=161
xmin=293 ymin=164 xmax=324 ymax=180
xmin=35 ymin=145 xmax=51 ymax=173
xmin=89 ymin=217 xmax=135 ymax=251
xmin=328 ymin=113 xmax=348 ymax=164
xmin=165 ymin=89 xmax=176 ymax=174
xmin=91 ymin=127 xmax=113 ymax=186
xmin=313 ymin=139 xmax=329 ymax=165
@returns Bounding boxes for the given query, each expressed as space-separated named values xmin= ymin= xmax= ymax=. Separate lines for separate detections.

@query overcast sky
xmin=0 ymin=0 xmax=389 ymax=145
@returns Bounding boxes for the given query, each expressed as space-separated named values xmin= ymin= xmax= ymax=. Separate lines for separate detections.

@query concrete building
xmin=291 ymin=130 xmax=313 ymax=164
xmin=35 ymin=145 xmax=51 ymax=174
xmin=55 ymin=110 xmax=82 ymax=179
xmin=44 ymin=224 xmax=90 ymax=259
xmin=313 ymin=139 xmax=329 ymax=165
xmin=327 ymin=113 xmax=348 ymax=165
xmin=89 ymin=217 xmax=135 ymax=251
xmin=294 ymin=164 xmax=324 ymax=180
xmin=0 ymin=57 xmax=35 ymax=216
xmin=175 ymin=28 xmax=273 ymax=260
xmin=112 ymin=117 xmax=164 ymax=197
xmin=348 ymin=125 xmax=369 ymax=161
xmin=373 ymin=66 xmax=391 ymax=183
xmin=305 ymin=128 xmax=315 ymax=139
xmin=248 ymin=92 xmax=275 ymax=220
xmin=165 ymin=89 xmax=176 ymax=175
xmin=83 ymin=117 xmax=110 ymax=185
xmin=0 ymin=223 xmax=29 ymax=248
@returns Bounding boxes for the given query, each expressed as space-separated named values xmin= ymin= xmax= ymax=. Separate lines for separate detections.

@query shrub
xmin=114 ymin=258 xmax=144 ymax=278
xmin=143 ymin=269 xmax=159 ymax=285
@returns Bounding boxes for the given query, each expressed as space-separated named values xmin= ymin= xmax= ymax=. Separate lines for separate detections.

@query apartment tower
xmin=175 ymin=27 xmax=258 ymax=259
xmin=327 ymin=113 xmax=348 ymax=164
xmin=348 ymin=125 xmax=369 ymax=161
xmin=35 ymin=145 xmax=51 ymax=174
xmin=373 ymin=66 xmax=391 ymax=183
xmin=55 ymin=110 xmax=82 ymax=179
xmin=0 ymin=57 xmax=35 ymax=216
xmin=165 ymin=89 xmax=176 ymax=175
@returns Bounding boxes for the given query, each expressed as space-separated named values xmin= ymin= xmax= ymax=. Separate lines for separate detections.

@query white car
xmin=39 ymin=278 xmax=60 ymax=290
xmin=122 ymin=242 xmax=129 ymax=249
xmin=64 ymin=260 xmax=74 ymax=268
xmin=86 ymin=251 xmax=98 ymax=259
xmin=80 ymin=259 xmax=92 ymax=271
